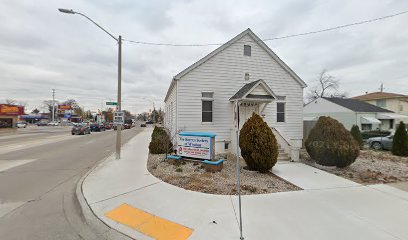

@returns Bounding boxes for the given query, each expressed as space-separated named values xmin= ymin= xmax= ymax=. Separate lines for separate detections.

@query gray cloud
xmin=0 ymin=0 xmax=407 ymax=114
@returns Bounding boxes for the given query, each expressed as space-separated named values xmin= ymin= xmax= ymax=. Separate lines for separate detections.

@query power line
xmin=123 ymin=10 xmax=408 ymax=47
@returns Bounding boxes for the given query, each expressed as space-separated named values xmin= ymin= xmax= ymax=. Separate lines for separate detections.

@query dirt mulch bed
xmin=147 ymin=154 xmax=301 ymax=195
xmin=301 ymin=150 xmax=408 ymax=184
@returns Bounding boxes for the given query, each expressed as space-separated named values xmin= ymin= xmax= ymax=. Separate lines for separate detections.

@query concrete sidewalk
xmin=82 ymin=129 xmax=408 ymax=240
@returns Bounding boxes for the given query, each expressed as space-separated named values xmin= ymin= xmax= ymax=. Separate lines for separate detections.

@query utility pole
xmin=52 ymin=89 xmax=55 ymax=123
xmin=116 ymin=35 xmax=122 ymax=159
xmin=58 ymin=9 xmax=123 ymax=159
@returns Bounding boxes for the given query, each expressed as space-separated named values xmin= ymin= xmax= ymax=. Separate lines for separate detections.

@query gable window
xmin=376 ymin=99 xmax=386 ymax=108
xmin=277 ymin=102 xmax=285 ymax=122
xmin=202 ymin=92 xmax=213 ymax=123
xmin=244 ymin=45 xmax=251 ymax=56
xmin=244 ymin=73 xmax=250 ymax=81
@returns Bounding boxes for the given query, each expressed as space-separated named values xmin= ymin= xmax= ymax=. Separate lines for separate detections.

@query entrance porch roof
xmin=229 ymin=79 xmax=278 ymax=102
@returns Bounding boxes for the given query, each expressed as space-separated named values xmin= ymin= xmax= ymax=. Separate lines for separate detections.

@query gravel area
xmin=147 ymin=154 xmax=301 ymax=195
xmin=301 ymin=149 xmax=408 ymax=184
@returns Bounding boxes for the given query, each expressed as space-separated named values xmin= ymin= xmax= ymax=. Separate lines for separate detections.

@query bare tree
xmin=5 ymin=99 xmax=17 ymax=105
xmin=306 ymin=70 xmax=347 ymax=102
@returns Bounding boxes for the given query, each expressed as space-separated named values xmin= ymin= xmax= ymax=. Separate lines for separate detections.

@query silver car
xmin=367 ymin=135 xmax=393 ymax=150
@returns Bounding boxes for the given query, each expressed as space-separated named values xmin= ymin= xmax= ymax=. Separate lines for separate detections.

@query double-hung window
xmin=202 ymin=92 xmax=213 ymax=123
xmin=277 ymin=102 xmax=285 ymax=122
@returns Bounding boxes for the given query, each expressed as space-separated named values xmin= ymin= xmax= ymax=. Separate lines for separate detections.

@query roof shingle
xmin=352 ymin=92 xmax=408 ymax=101
xmin=323 ymin=97 xmax=393 ymax=113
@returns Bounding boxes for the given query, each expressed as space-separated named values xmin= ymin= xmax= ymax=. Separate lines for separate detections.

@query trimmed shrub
xmin=239 ymin=113 xmax=278 ymax=173
xmin=350 ymin=125 xmax=363 ymax=149
xmin=392 ymin=121 xmax=408 ymax=156
xmin=305 ymin=116 xmax=359 ymax=168
xmin=149 ymin=126 xmax=173 ymax=154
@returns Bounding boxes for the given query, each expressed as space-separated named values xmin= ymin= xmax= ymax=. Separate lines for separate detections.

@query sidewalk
xmin=82 ymin=129 xmax=408 ymax=240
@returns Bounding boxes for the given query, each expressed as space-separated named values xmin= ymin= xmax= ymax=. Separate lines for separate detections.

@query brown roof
xmin=352 ymin=92 xmax=408 ymax=101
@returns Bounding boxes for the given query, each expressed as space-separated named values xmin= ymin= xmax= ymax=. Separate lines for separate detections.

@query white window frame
xmin=244 ymin=45 xmax=251 ymax=56
xmin=201 ymin=92 xmax=214 ymax=124
xmin=276 ymin=102 xmax=286 ymax=123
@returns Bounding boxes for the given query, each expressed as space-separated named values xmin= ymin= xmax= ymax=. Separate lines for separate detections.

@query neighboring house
xmin=164 ymin=28 xmax=307 ymax=161
xmin=303 ymin=97 xmax=408 ymax=132
xmin=353 ymin=91 xmax=408 ymax=125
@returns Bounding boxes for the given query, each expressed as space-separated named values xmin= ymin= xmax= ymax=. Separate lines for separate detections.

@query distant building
xmin=352 ymin=91 xmax=408 ymax=116
xmin=303 ymin=97 xmax=408 ymax=132
xmin=0 ymin=104 xmax=25 ymax=128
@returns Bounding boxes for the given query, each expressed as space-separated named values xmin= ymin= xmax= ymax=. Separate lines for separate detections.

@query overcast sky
xmin=1 ymin=0 xmax=407 ymax=114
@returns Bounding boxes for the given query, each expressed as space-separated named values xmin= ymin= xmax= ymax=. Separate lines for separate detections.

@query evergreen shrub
xmin=305 ymin=116 xmax=359 ymax=168
xmin=239 ymin=113 xmax=278 ymax=173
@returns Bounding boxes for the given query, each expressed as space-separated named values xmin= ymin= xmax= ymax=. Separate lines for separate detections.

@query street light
xmin=59 ymin=8 xmax=123 ymax=159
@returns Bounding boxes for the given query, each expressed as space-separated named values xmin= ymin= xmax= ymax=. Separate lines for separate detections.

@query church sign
xmin=177 ymin=132 xmax=216 ymax=160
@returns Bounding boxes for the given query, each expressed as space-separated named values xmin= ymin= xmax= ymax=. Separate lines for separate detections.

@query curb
xmin=75 ymin=155 xmax=135 ymax=240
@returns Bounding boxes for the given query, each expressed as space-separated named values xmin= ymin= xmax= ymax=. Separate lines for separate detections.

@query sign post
xmin=234 ymin=100 xmax=244 ymax=240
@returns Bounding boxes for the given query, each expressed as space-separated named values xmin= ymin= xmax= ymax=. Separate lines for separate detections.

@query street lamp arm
xmin=58 ymin=8 xmax=118 ymax=42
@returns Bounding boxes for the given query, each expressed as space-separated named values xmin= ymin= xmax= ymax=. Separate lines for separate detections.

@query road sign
xmin=106 ymin=101 xmax=118 ymax=106
xmin=113 ymin=111 xmax=124 ymax=124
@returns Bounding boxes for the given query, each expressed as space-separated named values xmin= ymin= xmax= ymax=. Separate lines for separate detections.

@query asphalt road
xmin=0 ymin=126 xmax=143 ymax=240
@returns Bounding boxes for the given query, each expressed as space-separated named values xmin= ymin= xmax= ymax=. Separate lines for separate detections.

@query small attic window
xmin=244 ymin=45 xmax=251 ymax=56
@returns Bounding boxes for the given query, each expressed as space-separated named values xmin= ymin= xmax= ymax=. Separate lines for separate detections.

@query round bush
xmin=392 ymin=121 xmax=408 ymax=157
xmin=239 ymin=113 xmax=278 ymax=173
xmin=149 ymin=126 xmax=173 ymax=154
xmin=350 ymin=125 xmax=363 ymax=149
xmin=305 ymin=116 xmax=359 ymax=168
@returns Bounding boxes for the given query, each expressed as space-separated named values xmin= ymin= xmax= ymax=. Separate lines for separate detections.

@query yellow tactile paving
xmin=105 ymin=203 xmax=193 ymax=240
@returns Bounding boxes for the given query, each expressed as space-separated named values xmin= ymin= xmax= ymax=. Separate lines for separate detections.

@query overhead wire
xmin=123 ymin=10 xmax=408 ymax=47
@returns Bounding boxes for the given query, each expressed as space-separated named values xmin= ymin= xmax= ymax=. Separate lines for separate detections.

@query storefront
xmin=0 ymin=104 xmax=25 ymax=128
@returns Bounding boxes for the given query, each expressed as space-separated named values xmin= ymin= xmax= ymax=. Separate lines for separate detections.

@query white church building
xmin=164 ymin=29 xmax=306 ymax=161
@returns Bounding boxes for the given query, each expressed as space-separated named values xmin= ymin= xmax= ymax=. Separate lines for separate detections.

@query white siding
xmin=251 ymin=84 xmax=269 ymax=95
xmin=164 ymin=82 xmax=177 ymax=145
xmin=304 ymin=98 xmax=352 ymax=114
xmin=175 ymin=34 xmax=304 ymax=151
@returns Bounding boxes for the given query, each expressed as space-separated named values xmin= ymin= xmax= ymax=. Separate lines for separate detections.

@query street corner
xmin=105 ymin=203 xmax=193 ymax=240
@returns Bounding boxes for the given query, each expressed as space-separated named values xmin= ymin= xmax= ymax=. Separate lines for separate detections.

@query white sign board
xmin=177 ymin=135 xmax=211 ymax=160
xmin=113 ymin=111 xmax=124 ymax=124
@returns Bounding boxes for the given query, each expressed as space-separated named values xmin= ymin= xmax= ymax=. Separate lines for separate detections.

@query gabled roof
xmin=352 ymin=91 xmax=408 ymax=101
xmin=323 ymin=97 xmax=393 ymax=113
xmin=164 ymin=28 xmax=307 ymax=102
xmin=229 ymin=79 xmax=276 ymax=101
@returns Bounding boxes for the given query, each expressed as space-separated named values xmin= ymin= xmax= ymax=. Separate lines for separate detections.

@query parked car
xmin=367 ymin=135 xmax=394 ymax=150
xmin=36 ymin=121 xmax=49 ymax=126
xmin=90 ymin=123 xmax=105 ymax=132
xmin=71 ymin=123 xmax=91 ymax=135
xmin=145 ymin=120 xmax=154 ymax=125
xmin=140 ymin=123 xmax=146 ymax=127
xmin=16 ymin=121 xmax=27 ymax=128
xmin=113 ymin=124 xmax=125 ymax=130
xmin=48 ymin=121 xmax=59 ymax=126
xmin=105 ymin=123 xmax=112 ymax=130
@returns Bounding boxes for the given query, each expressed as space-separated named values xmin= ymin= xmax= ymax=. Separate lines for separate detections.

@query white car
xmin=16 ymin=122 xmax=27 ymax=128
xmin=47 ymin=122 xmax=59 ymax=126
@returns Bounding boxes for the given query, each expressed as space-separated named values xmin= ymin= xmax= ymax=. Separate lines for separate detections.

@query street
xmin=0 ymin=125 xmax=142 ymax=240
